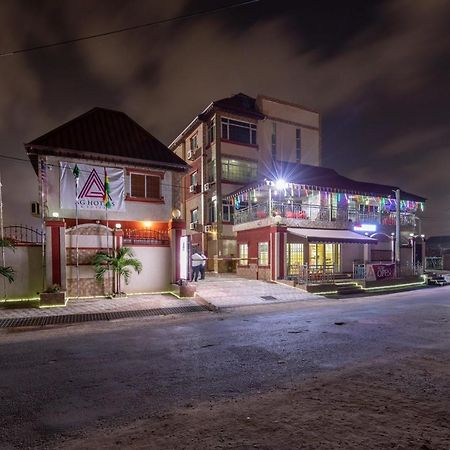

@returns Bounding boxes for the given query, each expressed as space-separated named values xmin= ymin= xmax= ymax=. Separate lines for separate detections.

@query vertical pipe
xmin=0 ymin=172 xmax=6 ymax=298
xmin=395 ymin=189 xmax=401 ymax=275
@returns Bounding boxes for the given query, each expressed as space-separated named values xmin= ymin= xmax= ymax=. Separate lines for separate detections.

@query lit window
xmin=208 ymin=199 xmax=217 ymax=223
xmin=221 ymin=157 xmax=257 ymax=183
xmin=296 ymin=128 xmax=302 ymax=162
xmin=207 ymin=119 xmax=215 ymax=144
xmin=258 ymin=242 xmax=269 ymax=266
xmin=190 ymin=171 xmax=198 ymax=186
xmin=190 ymin=134 xmax=198 ymax=150
xmin=130 ymin=173 xmax=160 ymax=199
xmin=222 ymin=201 xmax=233 ymax=222
xmin=190 ymin=208 xmax=198 ymax=224
xmin=239 ymin=243 xmax=248 ymax=266
xmin=221 ymin=118 xmax=257 ymax=145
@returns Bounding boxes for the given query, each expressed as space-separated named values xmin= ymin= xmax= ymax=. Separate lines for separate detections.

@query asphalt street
xmin=1 ymin=286 xmax=449 ymax=449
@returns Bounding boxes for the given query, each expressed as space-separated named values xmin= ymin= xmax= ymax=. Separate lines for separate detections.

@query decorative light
xmin=171 ymin=208 xmax=181 ymax=219
xmin=354 ymin=224 xmax=377 ymax=232
xmin=51 ymin=212 xmax=59 ymax=218
xmin=115 ymin=223 xmax=122 ymax=229
xmin=275 ymin=179 xmax=288 ymax=191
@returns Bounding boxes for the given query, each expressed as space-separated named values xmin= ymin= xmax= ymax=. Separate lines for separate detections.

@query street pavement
xmin=0 ymin=286 xmax=449 ymax=449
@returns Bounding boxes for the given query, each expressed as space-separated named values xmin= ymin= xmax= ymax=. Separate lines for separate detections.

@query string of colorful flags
xmin=230 ymin=184 xmax=425 ymax=212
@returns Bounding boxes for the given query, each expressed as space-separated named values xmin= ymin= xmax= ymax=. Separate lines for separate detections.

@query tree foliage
xmin=92 ymin=247 xmax=142 ymax=295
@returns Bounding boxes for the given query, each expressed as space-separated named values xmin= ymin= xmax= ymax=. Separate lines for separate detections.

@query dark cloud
xmin=0 ymin=0 xmax=448 ymax=234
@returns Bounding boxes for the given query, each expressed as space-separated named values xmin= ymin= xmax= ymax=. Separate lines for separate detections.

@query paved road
xmin=1 ymin=286 xmax=449 ymax=449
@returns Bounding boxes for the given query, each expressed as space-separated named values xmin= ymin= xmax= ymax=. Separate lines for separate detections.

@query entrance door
xmin=309 ymin=243 xmax=341 ymax=272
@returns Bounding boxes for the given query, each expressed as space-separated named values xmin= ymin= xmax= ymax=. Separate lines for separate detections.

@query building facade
xmin=226 ymin=161 xmax=426 ymax=288
xmin=170 ymin=93 xmax=321 ymax=272
xmin=5 ymin=107 xmax=189 ymax=298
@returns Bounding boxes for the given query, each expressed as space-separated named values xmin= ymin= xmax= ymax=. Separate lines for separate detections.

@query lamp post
xmin=409 ymin=233 xmax=416 ymax=269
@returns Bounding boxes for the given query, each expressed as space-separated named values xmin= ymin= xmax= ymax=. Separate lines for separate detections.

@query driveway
xmin=195 ymin=274 xmax=319 ymax=308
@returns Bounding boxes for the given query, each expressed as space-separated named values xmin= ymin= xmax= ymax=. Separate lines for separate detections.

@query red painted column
xmin=270 ymin=225 xmax=287 ymax=281
xmin=45 ymin=219 xmax=66 ymax=289
xmin=169 ymin=219 xmax=186 ymax=283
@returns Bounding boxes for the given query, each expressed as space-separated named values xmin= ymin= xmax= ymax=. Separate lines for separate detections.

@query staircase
xmin=335 ymin=281 xmax=364 ymax=295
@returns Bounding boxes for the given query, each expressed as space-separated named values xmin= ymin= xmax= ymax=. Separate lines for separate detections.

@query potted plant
xmin=40 ymin=284 xmax=67 ymax=306
xmin=92 ymin=247 xmax=143 ymax=297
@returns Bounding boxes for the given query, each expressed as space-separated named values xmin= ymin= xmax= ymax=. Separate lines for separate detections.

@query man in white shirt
xmin=199 ymin=251 xmax=207 ymax=280
xmin=191 ymin=248 xmax=204 ymax=282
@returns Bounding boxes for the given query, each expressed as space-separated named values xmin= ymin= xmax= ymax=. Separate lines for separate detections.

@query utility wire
xmin=0 ymin=0 xmax=260 ymax=57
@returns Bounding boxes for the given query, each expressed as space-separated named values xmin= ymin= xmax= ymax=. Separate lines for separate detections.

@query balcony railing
xmin=234 ymin=201 xmax=416 ymax=227
xmin=2 ymin=225 xmax=43 ymax=245
xmin=123 ymin=229 xmax=169 ymax=246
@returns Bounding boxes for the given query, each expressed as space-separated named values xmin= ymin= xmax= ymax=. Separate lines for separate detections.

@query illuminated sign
xmin=354 ymin=224 xmax=377 ymax=232
xmin=180 ymin=236 xmax=189 ymax=280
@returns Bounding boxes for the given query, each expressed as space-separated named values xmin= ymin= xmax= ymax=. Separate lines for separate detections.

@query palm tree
xmin=0 ymin=238 xmax=14 ymax=284
xmin=93 ymin=247 xmax=142 ymax=295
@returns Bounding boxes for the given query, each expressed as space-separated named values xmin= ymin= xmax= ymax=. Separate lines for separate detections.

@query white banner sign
xmin=60 ymin=162 xmax=125 ymax=211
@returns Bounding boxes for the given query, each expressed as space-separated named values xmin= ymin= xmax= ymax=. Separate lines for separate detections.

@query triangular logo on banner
xmin=79 ymin=169 xmax=106 ymax=199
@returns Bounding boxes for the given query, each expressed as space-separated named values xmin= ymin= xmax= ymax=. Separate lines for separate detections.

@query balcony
xmin=233 ymin=201 xmax=416 ymax=230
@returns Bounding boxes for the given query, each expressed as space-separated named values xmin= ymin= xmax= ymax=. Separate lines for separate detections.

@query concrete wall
xmin=2 ymin=246 xmax=42 ymax=299
xmin=257 ymin=96 xmax=320 ymax=166
xmin=340 ymin=243 xmax=364 ymax=272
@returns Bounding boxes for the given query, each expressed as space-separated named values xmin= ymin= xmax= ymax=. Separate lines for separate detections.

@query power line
xmin=0 ymin=0 xmax=260 ymax=57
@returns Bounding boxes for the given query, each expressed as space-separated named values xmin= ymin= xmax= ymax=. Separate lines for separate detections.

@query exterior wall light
xmin=115 ymin=223 xmax=122 ymax=229
xmin=275 ymin=179 xmax=288 ymax=190
xmin=51 ymin=212 xmax=59 ymax=218
xmin=142 ymin=221 xmax=152 ymax=228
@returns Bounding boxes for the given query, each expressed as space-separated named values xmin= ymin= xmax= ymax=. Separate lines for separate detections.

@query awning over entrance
xmin=287 ymin=228 xmax=377 ymax=244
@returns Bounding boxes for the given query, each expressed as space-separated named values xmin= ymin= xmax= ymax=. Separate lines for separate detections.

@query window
xmin=239 ymin=243 xmax=248 ymax=266
xmin=296 ymin=128 xmax=302 ymax=162
xmin=130 ymin=173 xmax=160 ymax=199
xmin=221 ymin=118 xmax=257 ymax=145
xmin=190 ymin=208 xmax=198 ymax=224
xmin=207 ymin=119 xmax=215 ymax=145
xmin=221 ymin=157 xmax=257 ymax=183
xmin=207 ymin=160 xmax=216 ymax=183
xmin=258 ymin=242 xmax=269 ymax=266
xmin=286 ymin=243 xmax=304 ymax=275
xmin=208 ymin=199 xmax=217 ymax=223
xmin=190 ymin=171 xmax=198 ymax=187
xmin=222 ymin=201 xmax=233 ymax=222
xmin=190 ymin=134 xmax=198 ymax=150
xmin=271 ymin=122 xmax=277 ymax=160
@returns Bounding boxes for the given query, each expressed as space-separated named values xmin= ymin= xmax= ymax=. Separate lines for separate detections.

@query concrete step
xmin=336 ymin=284 xmax=363 ymax=295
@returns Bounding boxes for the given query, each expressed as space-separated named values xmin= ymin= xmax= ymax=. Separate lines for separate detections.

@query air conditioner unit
xmin=204 ymin=225 xmax=212 ymax=232
xmin=189 ymin=222 xmax=197 ymax=230
xmin=189 ymin=184 xmax=197 ymax=193
xmin=204 ymin=183 xmax=210 ymax=192
xmin=187 ymin=149 xmax=196 ymax=160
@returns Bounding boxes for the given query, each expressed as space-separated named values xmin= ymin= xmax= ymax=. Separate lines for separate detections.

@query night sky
xmin=0 ymin=0 xmax=449 ymax=235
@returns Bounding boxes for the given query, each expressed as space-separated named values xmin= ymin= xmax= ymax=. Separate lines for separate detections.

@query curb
xmin=193 ymin=294 xmax=221 ymax=313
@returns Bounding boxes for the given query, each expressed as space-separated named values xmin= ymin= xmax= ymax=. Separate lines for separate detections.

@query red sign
xmin=371 ymin=263 xmax=395 ymax=280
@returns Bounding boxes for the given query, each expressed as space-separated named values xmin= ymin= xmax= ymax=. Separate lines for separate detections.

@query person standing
xmin=199 ymin=251 xmax=207 ymax=280
xmin=191 ymin=248 xmax=203 ymax=282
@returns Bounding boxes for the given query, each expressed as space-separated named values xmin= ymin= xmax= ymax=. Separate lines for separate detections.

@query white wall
xmin=3 ymin=246 xmax=42 ymax=298
xmin=124 ymin=246 xmax=172 ymax=293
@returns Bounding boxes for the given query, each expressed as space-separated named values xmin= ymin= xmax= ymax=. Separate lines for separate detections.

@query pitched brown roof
xmin=226 ymin=161 xmax=426 ymax=202
xmin=26 ymin=107 xmax=188 ymax=172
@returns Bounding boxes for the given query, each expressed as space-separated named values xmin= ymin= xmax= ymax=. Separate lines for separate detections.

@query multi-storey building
xmin=170 ymin=93 xmax=321 ymax=272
